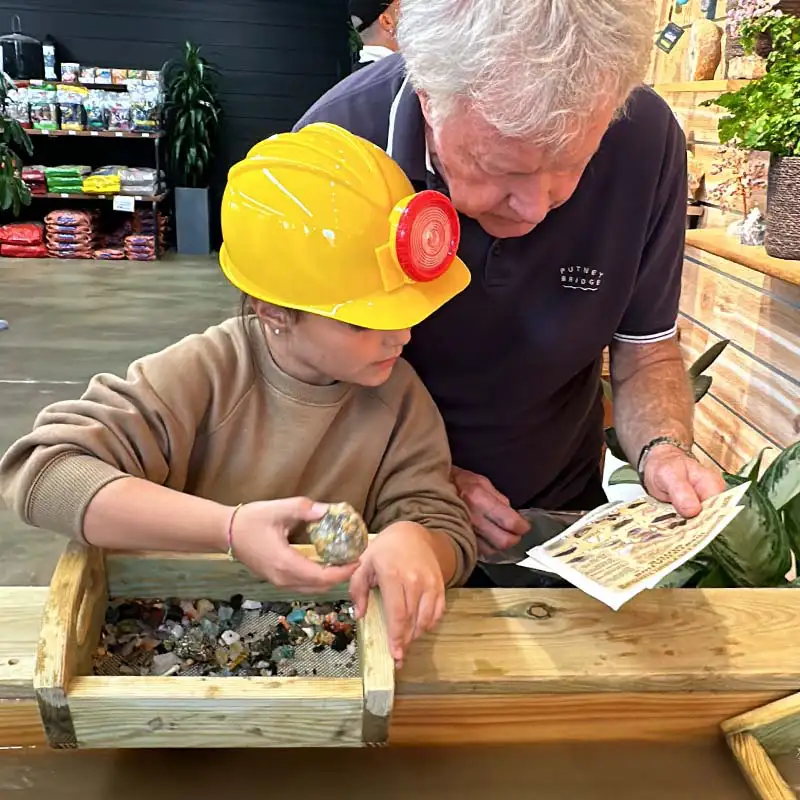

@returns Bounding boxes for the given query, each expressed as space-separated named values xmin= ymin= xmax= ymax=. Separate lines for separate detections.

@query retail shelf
xmin=686 ymin=228 xmax=800 ymax=287
xmin=27 ymin=129 xmax=163 ymax=139
xmin=651 ymin=80 xmax=752 ymax=93
xmin=31 ymin=191 xmax=169 ymax=203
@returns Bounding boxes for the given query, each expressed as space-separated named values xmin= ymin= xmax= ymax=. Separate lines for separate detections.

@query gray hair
xmin=397 ymin=0 xmax=654 ymax=152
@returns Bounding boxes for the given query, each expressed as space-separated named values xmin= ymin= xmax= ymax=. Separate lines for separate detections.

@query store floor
xmin=0 ymin=254 xmax=237 ymax=585
xmin=0 ymin=255 xmax=780 ymax=797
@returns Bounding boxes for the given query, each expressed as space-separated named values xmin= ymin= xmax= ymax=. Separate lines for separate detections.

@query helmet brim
xmin=220 ymin=247 xmax=471 ymax=331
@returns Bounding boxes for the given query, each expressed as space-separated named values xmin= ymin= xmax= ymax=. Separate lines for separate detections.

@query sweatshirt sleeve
xmin=0 ymin=337 xmax=215 ymax=540
xmin=366 ymin=364 xmax=478 ymax=587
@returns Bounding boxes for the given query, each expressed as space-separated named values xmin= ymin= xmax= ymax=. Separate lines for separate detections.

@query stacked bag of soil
xmin=45 ymin=166 xmax=91 ymax=195
xmin=124 ymin=233 xmax=156 ymax=261
xmin=120 ymin=168 xmax=164 ymax=196
xmin=21 ymin=166 xmax=47 ymax=196
xmin=134 ymin=208 xmax=168 ymax=251
xmin=0 ymin=222 xmax=47 ymax=258
xmin=45 ymin=209 xmax=97 ymax=259
xmin=83 ymin=166 xmax=124 ymax=195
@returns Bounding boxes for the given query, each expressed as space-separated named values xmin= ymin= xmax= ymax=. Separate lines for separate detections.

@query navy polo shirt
xmin=294 ymin=54 xmax=686 ymax=510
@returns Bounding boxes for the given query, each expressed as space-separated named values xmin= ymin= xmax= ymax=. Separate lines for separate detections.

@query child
xmin=0 ymin=123 xmax=476 ymax=667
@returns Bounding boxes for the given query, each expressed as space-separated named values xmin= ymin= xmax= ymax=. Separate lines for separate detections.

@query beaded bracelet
xmin=226 ymin=503 xmax=245 ymax=560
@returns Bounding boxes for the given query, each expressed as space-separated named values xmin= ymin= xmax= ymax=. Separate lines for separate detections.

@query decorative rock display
xmin=94 ymin=597 xmax=359 ymax=678
xmin=307 ymin=502 xmax=369 ymax=565
xmin=685 ymin=19 xmax=723 ymax=81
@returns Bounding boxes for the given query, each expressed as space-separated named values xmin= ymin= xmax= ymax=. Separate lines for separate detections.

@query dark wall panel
xmin=0 ymin=0 xmax=351 ymax=245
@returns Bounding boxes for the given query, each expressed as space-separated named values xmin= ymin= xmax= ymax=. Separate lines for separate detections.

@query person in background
xmin=0 ymin=123 xmax=477 ymax=665
xmin=296 ymin=0 xmax=727 ymax=584
xmin=350 ymin=0 xmax=400 ymax=71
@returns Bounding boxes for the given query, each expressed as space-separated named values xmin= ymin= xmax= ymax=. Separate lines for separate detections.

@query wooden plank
xmin=655 ymin=79 xmax=751 ymax=93
xmin=0 ymin=699 xmax=46 ymax=746
xmin=390 ymin=690 xmax=785 ymax=745
xmin=396 ymin=589 xmax=800 ymax=695
xmin=34 ymin=542 xmax=107 ymax=749
xmin=68 ymin=676 xmax=364 ymax=748
xmin=358 ymin=589 xmax=395 ymax=746
xmin=687 ymin=229 xmax=800 ymax=288
xmin=678 ymin=318 xmax=800 ymax=449
xmin=680 ymin=256 xmax=800 ymax=380
xmin=696 ymin=202 xmax=743 ymax=231
xmin=727 ymin=732 xmax=796 ymax=800
xmin=724 ymin=691 xmax=800 ymax=758
xmin=0 ymin=587 xmax=49 ymax=700
xmin=106 ymin=549 xmax=351 ymax=599
xmin=694 ymin=394 xmax=776 ymax=473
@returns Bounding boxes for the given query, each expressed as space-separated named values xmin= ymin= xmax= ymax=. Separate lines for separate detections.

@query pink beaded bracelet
xmin=226 ymin=503 xmax=245 ymax=560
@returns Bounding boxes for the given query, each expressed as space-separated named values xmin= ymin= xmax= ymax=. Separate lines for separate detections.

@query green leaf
xmin=696 ymin=561 xmax=735 ymax=588
xmin=689 ymin=339 xmax=730 ymax=378
xmin=654 ymin=559 xmax=708 ymax=588
xmin=783 ymin=494 xmax=800 ymax=561
xmin=693 ymin=374 xmax=713 ymax=403
xmin=604 ymin=427 xmax=627 ymax=462
xmin=707 ymin=478 xmax=791 ymax=587
xmin=608 ymin=465 xmax=641 ymax=486
xmin=759 ymin=440 xmax=800 ymax=511
xmin=738 ymin=448 xmax=773 ymax=482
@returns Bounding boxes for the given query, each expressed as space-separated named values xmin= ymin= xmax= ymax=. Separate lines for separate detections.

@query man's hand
xmin=642 ymin=445 xmax=726 ymax=517
xmin=451 ymin=466 xmax=529 ymax=558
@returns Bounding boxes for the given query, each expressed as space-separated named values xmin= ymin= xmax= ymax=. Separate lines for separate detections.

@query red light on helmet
xmin=392 ymin=191 xmax=460 ymax=283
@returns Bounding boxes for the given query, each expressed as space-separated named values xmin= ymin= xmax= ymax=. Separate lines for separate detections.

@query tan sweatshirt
xmin=0 ymin=317 xmax=477 ymax=586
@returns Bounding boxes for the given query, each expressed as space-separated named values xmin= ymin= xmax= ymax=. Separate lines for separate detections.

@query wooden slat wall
xmin=678 ymin=247 xmax=800 ymax=472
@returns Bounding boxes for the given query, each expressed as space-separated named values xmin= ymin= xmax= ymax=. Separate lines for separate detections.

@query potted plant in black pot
xmin=163 ymin=41 xmax=222 ymax=255
xmin=705 ymin=12 xmax=800 ymax=260
xmin=0 ymin=72 xmax=33 ymax=217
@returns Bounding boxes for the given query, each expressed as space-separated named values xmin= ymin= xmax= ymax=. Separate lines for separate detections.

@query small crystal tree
xmin=706 ymin=141 xmax=767 ymax=216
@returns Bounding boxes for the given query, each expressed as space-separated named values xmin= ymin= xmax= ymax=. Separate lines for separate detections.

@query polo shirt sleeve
xmin=613 ymin=116 xmax=687 ymax=345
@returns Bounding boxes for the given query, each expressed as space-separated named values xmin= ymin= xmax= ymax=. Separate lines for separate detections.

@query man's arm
xmin=610 ymin=336 xmax=725 ymax=516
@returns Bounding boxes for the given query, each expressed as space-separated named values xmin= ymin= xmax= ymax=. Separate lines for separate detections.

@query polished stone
xmin=0 ymin=255 xmax=236 ymax=585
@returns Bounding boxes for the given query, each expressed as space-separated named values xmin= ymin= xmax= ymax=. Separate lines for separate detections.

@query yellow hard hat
xmin=219 ymin=122 xmax=470 ymax=330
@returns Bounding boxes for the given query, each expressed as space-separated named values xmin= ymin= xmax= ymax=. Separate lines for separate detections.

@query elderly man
xmin=295 ymin=0 xmax=726 ymax=578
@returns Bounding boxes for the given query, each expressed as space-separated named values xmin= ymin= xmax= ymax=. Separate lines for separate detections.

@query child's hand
xmin=349 ymin=523 xmax=446 ymax=668
xmin=231 ymin=498 xmax=360 ymax=593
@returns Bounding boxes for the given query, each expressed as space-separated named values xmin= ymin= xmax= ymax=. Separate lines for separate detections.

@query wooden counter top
xmin=686 ymin=229 xmax=800 ymax=287
xmin=3 ymin=585 xmax=800 ymax=748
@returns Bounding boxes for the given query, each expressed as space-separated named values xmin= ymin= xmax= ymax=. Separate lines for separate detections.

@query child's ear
xmin=251 ymin=300 xmax=293 ymax=331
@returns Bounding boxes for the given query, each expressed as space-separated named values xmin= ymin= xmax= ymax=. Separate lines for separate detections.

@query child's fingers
xmin=380 ymin=579 xmax=411 ymax=662
xmin=273 ymin=546 xmax=358 ymax=590
xmin=348 ymin=566 xmax=371 ymax=619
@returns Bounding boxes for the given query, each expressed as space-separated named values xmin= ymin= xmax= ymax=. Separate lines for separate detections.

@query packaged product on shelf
xmin=128 ymin=80 xmax=163 ymax=132
xmin=94 ymin=248 xmax=126 ymax=260
xmin=57 ymin=84 xmax=88 ymax=131
xmin=0 ymin=222 xmax=44 ymax=246
xmin=45 ymin=165 xmax=91 ymax=194
xmin=145 ymin=70 xmax=161 ymax=83
xmin=1 ymin=242 xmax=49 ymax=258
xmin=59 ymin=62 xmax=80 ymax=83
xmin=94 ymin=68 xmax=113 ymax=85
xmin=83 ymin=166 xmax=125 ymax=194
xmin=22 ymin=166 xmax=47 ymax=195
xmin=124 ymin=233 xmax=157 ymax=260
xmin=84 ymin=90 xmax=107 ymax=130
xmin=107 ymin=94 xmax=132 ymax=131
xmin=43 ymin=39 xmax=57 ymax=81
xmin=120 ymin=167 xmax=162 ymax=196
xmin=29 ymin=84 xmax=58 ymax=131
xmin=112 ymin=68 xmax=128 ymax=85
xmin=79 ymin=66 xmax=96 ymax=84
xmin=46 ymin=208 xmax=97 ymax=259
xmin=6 ymin=85 xmax=30 ymax=128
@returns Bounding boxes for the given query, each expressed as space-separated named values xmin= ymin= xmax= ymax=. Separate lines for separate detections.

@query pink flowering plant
xmin=706 ymin=142 xmax=768 ymax=214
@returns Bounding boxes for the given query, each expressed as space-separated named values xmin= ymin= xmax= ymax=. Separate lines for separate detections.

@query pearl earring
xmin=273 ymin=328 xmax=280 ymax=335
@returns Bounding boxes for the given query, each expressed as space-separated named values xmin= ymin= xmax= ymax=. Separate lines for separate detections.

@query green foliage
xmin=0 ymin=74 xmax=33 ymax=217
xmin=163 ymin=41 xmax=222 ymax=189
xmin=702 ymin=14 xmax=800 ymax=156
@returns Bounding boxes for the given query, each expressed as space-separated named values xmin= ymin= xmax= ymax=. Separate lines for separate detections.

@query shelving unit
xmin=25 ymin=125 xmax=167 ymax=259
xmin=651 ymin=79 xmax=752 ymax=94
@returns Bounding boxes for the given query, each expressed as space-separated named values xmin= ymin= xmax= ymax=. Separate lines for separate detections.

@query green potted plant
xmin=704 ymin=12 xmax=800 ymax=259
xmin=0 ymin=73 xmax=33 ymax=217
xmin=163 ymin=41 xmax=222 ymax=255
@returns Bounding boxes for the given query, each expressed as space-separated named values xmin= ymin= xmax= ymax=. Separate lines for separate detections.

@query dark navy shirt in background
xmin=294 ymin=54 xmax=687 ymax=510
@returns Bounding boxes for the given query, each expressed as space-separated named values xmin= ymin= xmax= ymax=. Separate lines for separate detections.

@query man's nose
xmin=508 ymin=187 xmax=550 ymax=227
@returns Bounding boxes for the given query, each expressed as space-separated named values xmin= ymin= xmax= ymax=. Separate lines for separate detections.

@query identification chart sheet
xmin=517 ymin=483 xmax=751 ymax=610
